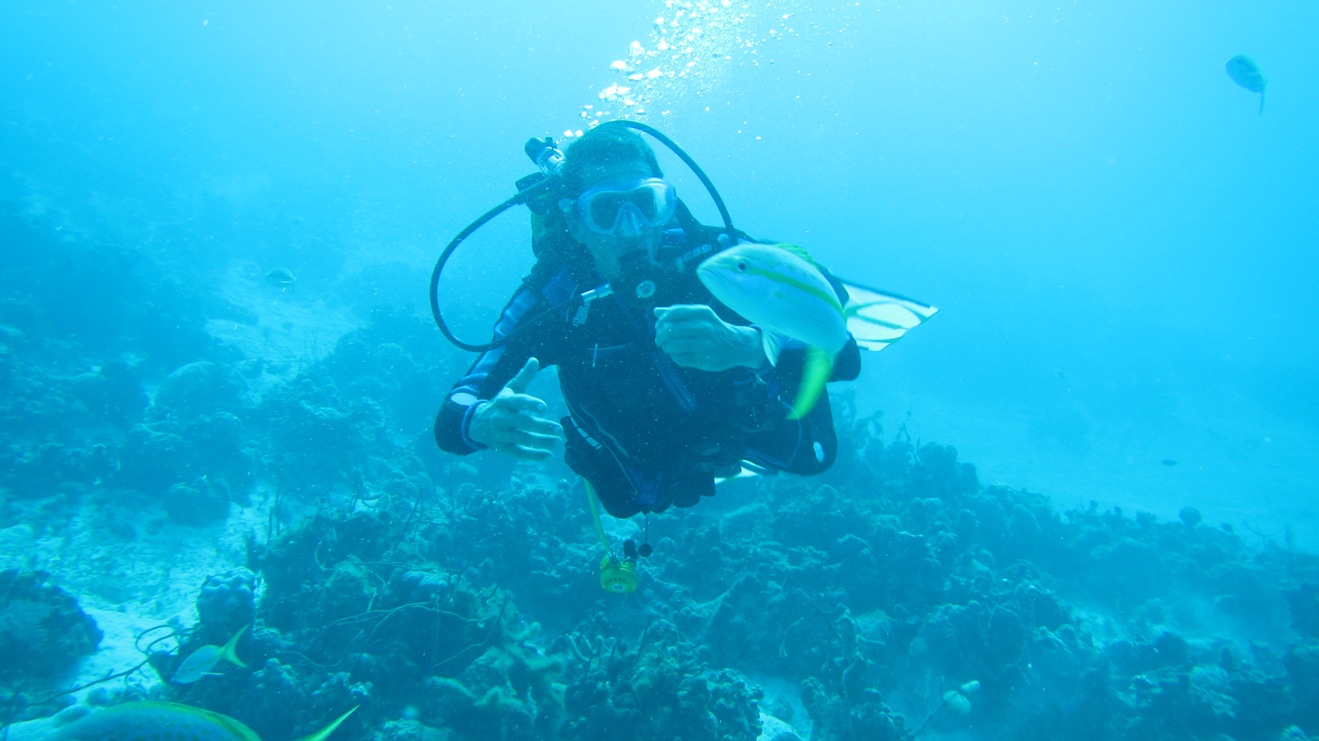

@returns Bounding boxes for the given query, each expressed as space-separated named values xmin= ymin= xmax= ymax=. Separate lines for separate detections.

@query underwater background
xmin=2 ymin=2 xmax=1318 ymax=740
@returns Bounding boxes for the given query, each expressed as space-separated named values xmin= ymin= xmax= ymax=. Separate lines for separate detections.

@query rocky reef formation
xmin=0 ymin=569 xmax=102 ymax=682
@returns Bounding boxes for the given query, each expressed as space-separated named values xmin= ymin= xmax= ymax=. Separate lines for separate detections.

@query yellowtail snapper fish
xmin=698 ymin=242 xmax=938 ymax=419
xmin=173 ymin=624 xmax=249 ymax=684
xmin=697 ymin=242 xmax=850 ymax=418
xmin=47 ymin=701 xmax=356 ymax=741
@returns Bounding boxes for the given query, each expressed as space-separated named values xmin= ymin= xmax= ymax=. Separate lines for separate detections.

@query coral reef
xmin=559 ymin=619 xmax=762 ymax=740
xmin=196 ymin=567 xmax=258 ymax=630
xmin=0 ymin=570 xmax=102 ymax=681
xmin=7 ymin=208 xmax=1319 ymax=741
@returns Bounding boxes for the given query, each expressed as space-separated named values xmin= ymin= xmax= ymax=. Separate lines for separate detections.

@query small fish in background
xmin=172 ymin=625 xmax=249 ymax=684
xmin=1225 ymin=54 xmax=1268 ymax=115
xmin=46 ymin=700 xmax=356 ymax=741
xmin=265 ymin=267 xmax=297 ymax=292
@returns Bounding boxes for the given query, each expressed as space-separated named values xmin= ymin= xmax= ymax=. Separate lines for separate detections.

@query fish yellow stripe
xmin=741 ymin=262 xmax=844 ymax=315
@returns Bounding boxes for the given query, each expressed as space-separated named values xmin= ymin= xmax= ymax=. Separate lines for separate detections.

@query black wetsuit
xmin=434 ymin=225 xmax=862 ymax=518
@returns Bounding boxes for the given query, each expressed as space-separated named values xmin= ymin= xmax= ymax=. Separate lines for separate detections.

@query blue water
xmin=5 ymin=1 xmax=1312 ymax=543
xmin=3 ymin=2 xmax=1319 ymax=737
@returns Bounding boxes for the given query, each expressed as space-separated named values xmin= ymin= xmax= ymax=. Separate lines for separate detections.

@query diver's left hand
xmin=654 ymin=304 xmax=765 ymax=372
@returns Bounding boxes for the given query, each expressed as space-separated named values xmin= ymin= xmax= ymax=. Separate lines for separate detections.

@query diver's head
xmin=560 ymin=123 xmax=675 ymax=280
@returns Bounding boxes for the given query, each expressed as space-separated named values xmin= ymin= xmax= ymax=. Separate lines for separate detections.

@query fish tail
xmin=221 ymin=624 xmax=250 ymax=669
xmin=788 ymin=347 xmax=833 ymax=420
xmin=295 ymin=706 xmax=359 ymax=741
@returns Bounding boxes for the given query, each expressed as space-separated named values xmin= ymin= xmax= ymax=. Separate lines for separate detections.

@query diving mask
xmin=568 ymin=178 xmax=677 ymax=237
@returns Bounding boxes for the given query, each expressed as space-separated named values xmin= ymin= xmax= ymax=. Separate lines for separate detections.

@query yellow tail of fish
xmin=220 ymin=624 xmax=249 ymax=669
xmin=788 ymin=346 xmax=833 ymax=420
xmin=294 ymin=706 xmax=358 ymax=741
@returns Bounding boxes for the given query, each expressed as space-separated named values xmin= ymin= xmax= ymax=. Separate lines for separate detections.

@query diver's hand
xmin=468 ymin=358 xmax=563 ymax=460
xmin=654 ymin=305 xmax=765 ymax=372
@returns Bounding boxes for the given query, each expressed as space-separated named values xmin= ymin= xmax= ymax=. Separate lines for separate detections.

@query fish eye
xmin=736 ymin=261 xmax=747 ymax=272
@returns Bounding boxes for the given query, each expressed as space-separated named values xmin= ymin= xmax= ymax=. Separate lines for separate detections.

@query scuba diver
xmin=433 ymin=121 xmax=861 ymax=528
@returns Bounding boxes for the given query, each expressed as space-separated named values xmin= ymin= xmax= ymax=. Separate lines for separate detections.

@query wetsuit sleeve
xmin=434 ymin=285 xmax=550 ymax=455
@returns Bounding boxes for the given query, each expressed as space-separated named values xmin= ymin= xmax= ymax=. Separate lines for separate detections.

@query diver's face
xmin=566 ymin=160 xmax=664 ymax=281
